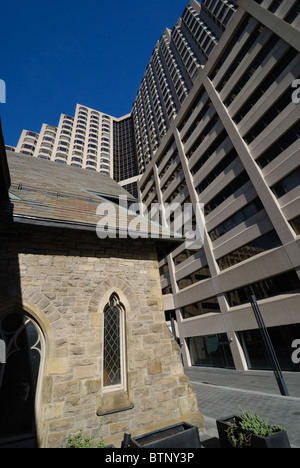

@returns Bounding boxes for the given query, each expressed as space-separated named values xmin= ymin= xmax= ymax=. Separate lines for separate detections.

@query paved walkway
xmin=184 ymin=367 xmax=300 ymax=448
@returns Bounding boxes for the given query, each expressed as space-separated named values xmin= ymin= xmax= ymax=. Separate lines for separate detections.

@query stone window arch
xmin=102 ymin=293 xmax=127 ymax=393
xmin=0 ymin=310 xmax=44 ymax=447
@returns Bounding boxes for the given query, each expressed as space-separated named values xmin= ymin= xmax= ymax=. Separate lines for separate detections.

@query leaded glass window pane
xmin=103 ymin=294 xmax=123 ymax=388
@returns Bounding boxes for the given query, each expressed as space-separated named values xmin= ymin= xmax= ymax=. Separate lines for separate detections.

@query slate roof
xmin=1 ymin=151 xmax=183 ymax=246
xmin=0 ymin=118 xmax=10 ymax=199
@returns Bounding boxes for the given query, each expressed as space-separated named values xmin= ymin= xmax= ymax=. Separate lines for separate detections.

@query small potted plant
xmin=216 ymin=408 xmax=290 ymax=449
xmin=66 ymin=421 xmax=110 ymax=448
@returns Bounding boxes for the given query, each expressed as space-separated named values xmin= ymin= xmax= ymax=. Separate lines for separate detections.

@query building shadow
xmin=0 ymin=118 xmax=39 ymax=448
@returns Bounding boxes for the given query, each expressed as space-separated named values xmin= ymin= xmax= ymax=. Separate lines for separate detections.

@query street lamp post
xmin=250 ymin=295 xmax=289 ymax=397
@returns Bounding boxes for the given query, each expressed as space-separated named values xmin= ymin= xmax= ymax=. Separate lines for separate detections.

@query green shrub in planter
xmin=217 ymin=408 xmax=290 ymax=449
xmin=66 ymin=423 xmax=106 ymax=448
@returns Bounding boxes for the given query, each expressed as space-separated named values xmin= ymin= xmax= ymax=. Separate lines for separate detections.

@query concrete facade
xmin=138 ymin=0 xmax=300 ymax=371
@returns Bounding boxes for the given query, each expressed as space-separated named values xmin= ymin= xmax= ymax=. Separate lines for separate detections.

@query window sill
xmin=97 ymin=391 xmax=134 ymax=416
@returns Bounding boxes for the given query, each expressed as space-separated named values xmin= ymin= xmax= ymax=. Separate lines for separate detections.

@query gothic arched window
xmin=0 ymin=311 xmax=43 ymax=447
xmin=103 ymin=293 xmax=126 ymax=391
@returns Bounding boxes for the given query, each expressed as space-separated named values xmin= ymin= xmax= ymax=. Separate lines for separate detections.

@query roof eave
xmin=0 ymin=117 xmax=11 ymax=199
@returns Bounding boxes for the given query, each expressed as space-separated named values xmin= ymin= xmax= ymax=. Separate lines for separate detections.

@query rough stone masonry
xmin=0 ymin=222 xmax=204 ymax=448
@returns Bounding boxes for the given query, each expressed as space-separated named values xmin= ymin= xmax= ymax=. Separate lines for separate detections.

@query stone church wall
xmin=0 ymin=222 xmax=204 ymax=448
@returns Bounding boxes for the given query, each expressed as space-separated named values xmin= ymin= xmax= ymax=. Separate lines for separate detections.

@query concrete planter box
xmin=216 ymin=416 xmax=291 ymax=449
xmin=129 ymin=422 xmax=201 ymax=449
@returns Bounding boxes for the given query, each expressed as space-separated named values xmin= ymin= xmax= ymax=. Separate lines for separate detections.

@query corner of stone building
xmin=0 ymin=227 xmax=205 ymax=448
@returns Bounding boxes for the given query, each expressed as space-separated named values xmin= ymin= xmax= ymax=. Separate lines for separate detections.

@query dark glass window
xmin=177 ymin=265 xmax=211 ymax=290
xmin=182 ymin=297 xmax=220 ymax=318
xmin=186 ymin=112 xmax=221 ymax=158
xmin=257 ymin=120 xmax=300 ymax=168
xmin=188 ymin=334 xmax=234 ymax=369
xmin=290 ymin=215 xmax=300 ymax=235
xmin=243 ymin=87 xmax=295 ymax=145
xmin=159 ymin=263 xmax=169 ymax=276
xmin=158 ymin=150 xmax=178 ymax=179
xmin=209 ymin=15 xmax=251 ymax=81
xmin=216 ymin=23 xmax=266 ymax=93
xmin=233 ymin=48 xmax=298 ymax=124
xmin=122 ymin=182 xmax=138 ymax=199
xmin=190 ymin=129 xmax=228 ymax=170
xmin=182 ymin=98 xmax=212 ymax=143
xmin=173 ymin=249 xmax=194 ymax=266
xmin=226 ymin=270 xmax=300 ymax=307
xmin=271 ymin=167 xmax=300 ymax=198
xmin=239 ymin=323 xmax=300 ymax=371
xmin=162 ymin=285 xmax=173 ymax=295
xmin=103 ymin=294 xmax=124 ymax=388
xmin=196 ymin=148 xmax=238 ymax=194
xmin=0 ymin=312 xmax=42 ymax=442
xmin=217 ymin=230 xmax=282 ymax=270
xmin=224 ymin=36 xmax=280 ymax=108
xmin=204 ymin=171 xmax=250 ymax=216
xmin=284 ymin=3 xmax=300 ymax=24
xmin=113 ymin=117 xmax=139 ymax=182
xmin=209 ymin=198 xmax=264 ymax=241
xmin=269 ymin=0 xmax=281 ymax=12
xmin=177 ymin=87 xmax=205 ymax=132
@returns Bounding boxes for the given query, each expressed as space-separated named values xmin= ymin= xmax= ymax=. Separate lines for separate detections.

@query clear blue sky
xmin=0 ymin=0 xmax=189 ymax=147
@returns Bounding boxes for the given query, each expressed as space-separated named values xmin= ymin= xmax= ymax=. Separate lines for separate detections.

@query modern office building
xmin=138 ymin=0 xmax=300 ymax=372
xmin=14 ymin=104 xmax=140 ymax=197
xmin=132 ymin=0 xmax=235 ymax=173
xmin=10 ymin=0 xmax=300 ymax=371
